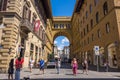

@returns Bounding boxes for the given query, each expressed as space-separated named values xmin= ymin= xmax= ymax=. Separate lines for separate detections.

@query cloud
xmin=54 ymin=40 xmax=57 ymax=44
xmin=62 ymin=37 xmax=69 ymax=44
xmin=57 ymin=44 xmax=64 ymax=50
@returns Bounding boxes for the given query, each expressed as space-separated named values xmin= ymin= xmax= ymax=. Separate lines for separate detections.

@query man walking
xmin=56 ymin=58 xmax=61 ymax=74
xmin=39 ymin=58 xmax=45 ymax=74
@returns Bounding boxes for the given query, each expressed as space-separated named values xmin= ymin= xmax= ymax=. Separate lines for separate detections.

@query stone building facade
xmin=72 ymin=0 xmax=120 ymax=68
xmin=0 ymin=0 xmax=52 ymax=72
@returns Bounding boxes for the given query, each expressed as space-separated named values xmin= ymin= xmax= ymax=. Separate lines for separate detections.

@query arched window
xmin=89 ymin=4 xmax=92 ymax=13
xmin=103 ymin=2 xmax=108 ymax=15
xmin=86 ymin=11 xmax=88 ymax=19
xmin=96 ymin=12 xmax=99 ymax=23
xmin=94 ymin=0 xmax=99 ymax=6
xmin=90 ymin=19 xmax=93 ymax=29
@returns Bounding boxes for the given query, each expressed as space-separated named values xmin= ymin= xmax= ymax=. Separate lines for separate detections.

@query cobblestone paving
xmin=0 ymin=68 xmax=120 ymax=80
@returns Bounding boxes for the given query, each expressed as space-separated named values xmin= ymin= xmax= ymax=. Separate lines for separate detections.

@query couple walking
xmin=71 ymin=58 xmax=88 ymax=76
xmin=8 ymin=57 xmax=24 ymax=80
xmin=29 ymin=58 xmax=45 ymax=74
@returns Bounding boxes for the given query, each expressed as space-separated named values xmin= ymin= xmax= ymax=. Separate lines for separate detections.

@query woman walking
xmin=71 ymin=58 xmax=78 ymax=76
xmin=29 ymin=58 xmax=34 ymax=72
xmin=8 ymin=59 xmax=14 ymax=80
xmin=82 ymin=58 xmax=88 ymax=75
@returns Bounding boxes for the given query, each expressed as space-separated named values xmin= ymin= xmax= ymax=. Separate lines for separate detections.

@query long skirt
xmin=72 ymin=67 xmax=77 ymax=74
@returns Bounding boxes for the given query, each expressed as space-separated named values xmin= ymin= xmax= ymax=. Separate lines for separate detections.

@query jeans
xmin=15 ymin=69 xmax=20 ymax=80
xmin=57 ymin=67 xmax=60 ymax=74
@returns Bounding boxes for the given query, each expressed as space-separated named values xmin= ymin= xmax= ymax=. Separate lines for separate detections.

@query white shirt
xmin=30 ymin=59 xmax=34 ymax=66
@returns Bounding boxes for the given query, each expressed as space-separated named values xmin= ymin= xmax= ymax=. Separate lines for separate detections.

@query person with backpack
xmin=15 ymin=57 xmax=24 ymax=80
xmin=71 ymin=58 xmax=78 ymax=76
xmin=39 ymin=58 xmax=45 ymax=74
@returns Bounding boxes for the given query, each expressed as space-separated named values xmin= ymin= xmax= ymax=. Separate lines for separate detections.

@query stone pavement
xmin=0 ymin=67 xmax=120 ymax=80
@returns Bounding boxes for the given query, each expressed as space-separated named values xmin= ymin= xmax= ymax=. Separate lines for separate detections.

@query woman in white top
xmin=29 ymin=58 xmax=34 ymax=72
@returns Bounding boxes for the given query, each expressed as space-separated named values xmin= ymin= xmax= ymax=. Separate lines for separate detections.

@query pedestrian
xmin=29 ymin=58 xmax=34 ymax=72
xmin=15 ymin=57 xmax=24 ymax=80
xmin=56 ymin=58 xmax=61 ymax=74
xmin=71 ymin=58 xmax=78 ymax=76
xmin=8 ymin=58 xmax=14 ymax=80
xmin=104 ymin=61 xmax=109 ymax=72
xmin=39 ymin=58 xmax=45 ymax=74
xmin=82 ymin=58 xmax=88 ymax=75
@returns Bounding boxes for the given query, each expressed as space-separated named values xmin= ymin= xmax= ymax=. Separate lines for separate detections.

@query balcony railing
xmin=20 ymin=18 xmax=34 ymax=33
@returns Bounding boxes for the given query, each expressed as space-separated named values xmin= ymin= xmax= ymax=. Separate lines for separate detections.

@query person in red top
xmin=15 ymin=57 xmax=24 ymax=80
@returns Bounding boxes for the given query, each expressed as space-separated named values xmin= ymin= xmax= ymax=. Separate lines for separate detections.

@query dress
xmin=72 ymin=61 xmax=78 ymax=75
xmin=8 ymin=61 xmax=14 ymax=74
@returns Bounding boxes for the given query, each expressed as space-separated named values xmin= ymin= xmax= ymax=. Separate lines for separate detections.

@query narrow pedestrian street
xmin=0 ymin=63 xmax=120 ymax=80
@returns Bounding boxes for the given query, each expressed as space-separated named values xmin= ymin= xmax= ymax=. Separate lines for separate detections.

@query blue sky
xmin=50 ymin=0 xmax=76 ymax=16
xmin=54 ymin=36 xmax=69 ymax=50
xmin=51 ymin=0 xmax=76 ymax=50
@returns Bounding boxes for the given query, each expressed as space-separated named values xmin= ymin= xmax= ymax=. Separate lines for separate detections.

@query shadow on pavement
xmin=23 ymin=78 xmax=120 ymax=80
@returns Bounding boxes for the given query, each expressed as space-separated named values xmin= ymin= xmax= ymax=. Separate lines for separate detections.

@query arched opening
xmin=53 ymin=36 xmax=70 ymax=63
xmin=107 ymin=43 xmax=117 ymax=68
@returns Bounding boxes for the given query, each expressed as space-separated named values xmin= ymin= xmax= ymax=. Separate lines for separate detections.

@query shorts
xmin=83 ymin=66 xmax=86 ymax=69
xmin=40 ymin=66 xmax=44 ymax=70
xmin=30 ymin=65 xmax=33 ymax=68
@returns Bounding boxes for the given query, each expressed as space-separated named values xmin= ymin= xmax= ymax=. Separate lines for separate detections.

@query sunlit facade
xmin=72 ymin=0 xmax=120 ymax=68
xmin=0 ymin=0 xmax=52 ymax=72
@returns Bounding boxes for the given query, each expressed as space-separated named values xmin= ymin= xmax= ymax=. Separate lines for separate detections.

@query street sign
xmin=94 ymin=46 xmax=99 ymax=55
xmin=94 ymin=46 xmax=99 ymax=51
xmin=94 ymin=46 xmax=100 ymax=72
